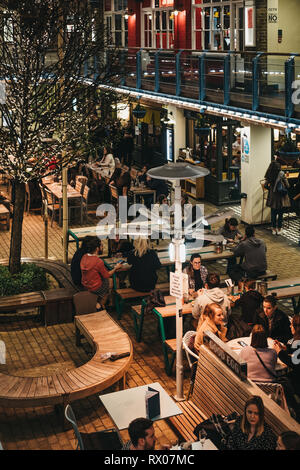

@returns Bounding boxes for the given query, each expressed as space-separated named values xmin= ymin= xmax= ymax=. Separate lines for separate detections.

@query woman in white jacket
xmin=192 ymin=272 xmax=231 ymax=328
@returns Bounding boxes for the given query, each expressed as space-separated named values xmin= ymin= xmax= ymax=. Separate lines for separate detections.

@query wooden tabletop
xmin=44 ymin=181 xmax=82 ymax=200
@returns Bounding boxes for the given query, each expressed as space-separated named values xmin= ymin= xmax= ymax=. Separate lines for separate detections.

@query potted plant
xmin=194 ymin=114 xmax=211 ymax=135
xmin=278 ymin=135 xmax=300 ymax=160
xmin=133 ymin=103 xmax=146 ymax=120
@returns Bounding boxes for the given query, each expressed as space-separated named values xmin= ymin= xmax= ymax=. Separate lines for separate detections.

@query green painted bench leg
xmin=137 ymin=303 xmax=145 ymax=343
xmin=115 ymin=295 xmax=124 ymax=320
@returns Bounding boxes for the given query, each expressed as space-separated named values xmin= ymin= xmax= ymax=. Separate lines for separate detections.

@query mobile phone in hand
xmin=238 ymin=340 xmax=247 ymax=347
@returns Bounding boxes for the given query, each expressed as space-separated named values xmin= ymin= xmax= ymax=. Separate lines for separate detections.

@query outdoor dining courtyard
xmin=1 ymin=198 xmax=300 ymax=450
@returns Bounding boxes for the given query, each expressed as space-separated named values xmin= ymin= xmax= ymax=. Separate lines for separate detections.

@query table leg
xmin=80 ymin=197 xmax=83 ymax=225
xmin=59 ymin=201 xmax=62 ymax=227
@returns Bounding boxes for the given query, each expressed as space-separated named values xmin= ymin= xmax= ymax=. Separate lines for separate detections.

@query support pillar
xmin=241 ymin=125 xmax=272 ymax=225
xmin=167 ymin=105 xmax=185 ymax=162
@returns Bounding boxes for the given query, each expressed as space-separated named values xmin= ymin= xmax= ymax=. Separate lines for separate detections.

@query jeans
xmin=271 ymin=208 xmax=284 ymax=229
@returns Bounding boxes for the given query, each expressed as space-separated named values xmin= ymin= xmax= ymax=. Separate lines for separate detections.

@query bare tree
xmin=0 ymin=0 xmax=126 ymax=273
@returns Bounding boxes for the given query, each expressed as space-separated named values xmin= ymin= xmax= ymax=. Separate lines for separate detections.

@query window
xmin=142 ymin=1 xmax=174 ymax=49
xmin=193 ymin=0 xmax=244 ymax=51
xmin=104 ymin=1 xmax=128 ymax=47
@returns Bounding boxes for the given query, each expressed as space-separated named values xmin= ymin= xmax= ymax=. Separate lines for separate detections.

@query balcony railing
xmin=106 ymin=48 xmax=300 ymax=125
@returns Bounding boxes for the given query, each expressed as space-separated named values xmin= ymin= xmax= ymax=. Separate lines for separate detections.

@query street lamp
xmin=147 ymin=162 xmax=210 ymax=400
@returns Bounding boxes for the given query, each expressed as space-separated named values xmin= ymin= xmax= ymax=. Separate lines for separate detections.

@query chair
xmin=182 ymin=331 xmax=199 ymax=399
xmin=82 ymin=185 xmax=90 ymax=221
xmin=73 ymin=291 xmax=98 ymax=315
xmin=109 ymin=184 xmax=119 ymax=210
xmin=43 ymin=187 xmax=60 ymax=226
xmin=65 ymin=404 xmax=123 ymax=450
xmin=75 ymin=175 xmax=88 ymax=195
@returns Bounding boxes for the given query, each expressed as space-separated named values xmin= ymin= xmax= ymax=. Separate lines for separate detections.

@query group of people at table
xmin=70 ymin=214 xmax=300 ymax=449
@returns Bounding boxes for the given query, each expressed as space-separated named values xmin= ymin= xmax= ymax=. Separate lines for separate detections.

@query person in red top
xmin=80 ymin=237 xmax=122 ymax=310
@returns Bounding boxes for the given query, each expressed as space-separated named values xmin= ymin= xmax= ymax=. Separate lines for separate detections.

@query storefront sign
xmin=245 ymin=5 xmax=256 ymax=47
xmin=203 ymin=331 xmax=247 ymax=381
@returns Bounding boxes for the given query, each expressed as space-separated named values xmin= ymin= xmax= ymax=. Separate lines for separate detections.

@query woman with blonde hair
xmin=227 ymin=396 xmax=276 ymax=450
xmin=127 ymin=238 xmax=161 ymax=292
xmin=194 ymin=303 xmax=227 ymax=352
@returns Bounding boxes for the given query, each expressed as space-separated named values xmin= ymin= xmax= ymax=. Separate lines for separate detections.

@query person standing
xmin=264 ymin=160 xmax=290 ymax=235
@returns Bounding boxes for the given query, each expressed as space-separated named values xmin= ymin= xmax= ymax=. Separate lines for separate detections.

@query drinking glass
xmin=199 ymin=429 xmax=207 ymax=449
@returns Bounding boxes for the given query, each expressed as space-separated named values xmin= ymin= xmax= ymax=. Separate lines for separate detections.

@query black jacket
xmin=234 ymin=290 xmax=264 ymax=324
xmin=127 ymin=249 xmax=161 ymax=292
xmin=257 ymin=308 xmax=292 ymax=344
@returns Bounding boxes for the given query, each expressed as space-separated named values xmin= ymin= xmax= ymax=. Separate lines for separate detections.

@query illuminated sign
xmin=160 ymin=0 xmax=174 ymax=7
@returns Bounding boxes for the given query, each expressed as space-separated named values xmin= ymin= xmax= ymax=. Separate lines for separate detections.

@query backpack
xmin=276 ymin=178 xmax=288 ymax=196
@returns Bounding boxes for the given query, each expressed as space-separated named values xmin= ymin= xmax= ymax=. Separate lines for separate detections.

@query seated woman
xmin=70 ymin=235 xmax=94 ymax=288
xmin=182 ymin=254 xmax=208 ymax=299
xmin=240 ymin=324 xmax=278 ymax=383
xmin=219 ymin=217 xmax=242 ymax=243
xmin=80 ymin=237 xmax=122 ymax=309
xmin=227 ymin=396 xmax=277 ymax=450
xmin=110 ymin=166 xmax=131 ymax=196
xmin=127 ymin=238 xmax=161 ymax=292
xmin=194 ymin=303 xmax=227 ymax=352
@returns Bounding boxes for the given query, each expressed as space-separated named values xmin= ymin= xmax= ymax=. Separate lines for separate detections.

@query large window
xmin=193 ymin=0 xmax=244 ymax=51
xmin=105 ymin=0 xmax=128 ymax=47
xmin=142 ymin=1 xmax=174 ymax=49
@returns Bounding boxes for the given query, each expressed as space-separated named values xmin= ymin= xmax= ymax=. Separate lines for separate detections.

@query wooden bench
xmin=0 ymin=310 xmax=133 ymax=413
xmin=219 ymin=270 xmax=277 ymax=287
xmin=168 ymin=338 xmax=300 ymax=443
xmin=0 ymin=292 xmax=46 ymax=314
xmin=0 ymin=204 xmax=9 ymax=230
xmin=114 ymin=282 xmax=170 ymax=319
xmin=0 ymin=258 xmax=79 ymax=325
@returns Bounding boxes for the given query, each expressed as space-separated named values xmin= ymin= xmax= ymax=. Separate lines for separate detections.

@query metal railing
xmin=105 ymin=47 xmax=300 ymax=125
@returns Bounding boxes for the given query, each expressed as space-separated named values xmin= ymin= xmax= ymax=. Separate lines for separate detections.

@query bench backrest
xmin=193 ymin=344 xmax=300 ymax=436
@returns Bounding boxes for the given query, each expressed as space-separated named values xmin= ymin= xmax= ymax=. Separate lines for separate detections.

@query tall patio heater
xmin=147 ymin=162 xmax=210 ymax=400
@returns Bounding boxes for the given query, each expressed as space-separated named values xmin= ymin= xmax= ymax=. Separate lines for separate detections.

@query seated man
xmin=232 ymin=225 xmax=267 ymax=279
xmin=257 ymin=295 xmax=292 ymax=344
xmin=123 ymin=418 xmax=170 ymax=451
xmin=192 ymin=272 xmax=231 ymax=328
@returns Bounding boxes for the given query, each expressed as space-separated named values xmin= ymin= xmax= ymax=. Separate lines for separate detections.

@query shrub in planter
xmin=194 ymin=115 xmax=211 ymax=135
xmin=0 ymin=263 xmax=49 ymax=297
xmin=278 ymin=136 xmax=300 ymax=160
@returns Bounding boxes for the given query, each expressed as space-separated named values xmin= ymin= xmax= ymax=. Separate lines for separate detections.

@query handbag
xmin=193 ymin=411 xmax=238 ymax=450
xmin=275 ymin=177 xmax=288 ymax=196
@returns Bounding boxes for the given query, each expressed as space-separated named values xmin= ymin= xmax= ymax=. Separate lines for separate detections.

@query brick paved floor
xmin=0 ymin=197 xmax=300 ymax=450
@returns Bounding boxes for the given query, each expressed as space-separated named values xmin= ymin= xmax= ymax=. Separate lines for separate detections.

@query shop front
xmin=178 ymin=110 xmax=243 ymax=205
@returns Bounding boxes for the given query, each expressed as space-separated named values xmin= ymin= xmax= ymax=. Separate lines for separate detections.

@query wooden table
xmin=43 ymin=181 xmax=83 ymax=226
xmin=99 ymin=382 xmax=182 ymax=430
xmin=128 ymin=186 xmax=156 ymax=204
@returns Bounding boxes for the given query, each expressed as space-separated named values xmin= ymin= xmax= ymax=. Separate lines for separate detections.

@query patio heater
xmin=147 ymin=162 xmax=210 ymax=400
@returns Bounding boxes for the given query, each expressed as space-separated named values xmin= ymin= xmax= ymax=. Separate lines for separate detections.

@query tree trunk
xmin=9 ymin=181 xmax=26 ymax=275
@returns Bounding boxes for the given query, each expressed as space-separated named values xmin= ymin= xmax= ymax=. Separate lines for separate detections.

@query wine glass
xmin=199 ymin=429 xmax=207 ymax=449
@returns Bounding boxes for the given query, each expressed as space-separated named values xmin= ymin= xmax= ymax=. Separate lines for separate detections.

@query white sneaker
xmin=277 ymin=228 xmax=282 ymax=235
xmin=271 ymin=229 xmax=277 ymax=235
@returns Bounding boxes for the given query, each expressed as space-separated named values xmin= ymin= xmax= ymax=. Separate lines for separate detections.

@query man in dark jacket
xmin=233 ymin=225 xmax=267 ymax=279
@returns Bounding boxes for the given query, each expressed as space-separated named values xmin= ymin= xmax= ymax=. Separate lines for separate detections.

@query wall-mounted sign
xmin=203 ymin=331 xmax=247 ymax=381
xmin=245 ymin=6 xmax=256 ymax=47
xmin=241 ymin=127 xmax=250 ymax=164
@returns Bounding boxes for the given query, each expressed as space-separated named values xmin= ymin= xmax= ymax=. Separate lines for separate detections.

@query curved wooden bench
xmin=0 ymin=310 xmax=133 ymax=408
